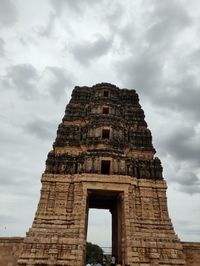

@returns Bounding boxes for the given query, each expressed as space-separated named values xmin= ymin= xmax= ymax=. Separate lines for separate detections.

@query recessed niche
xmin=103 ymin=90 xmax=109 ymax=97
xmin=101 ymin=160 xmax=110 ymax=174
xmin=102 ymin=129 xmax=110 ymax=139
xmin=103 ymin=107 xmax=109 ymax=114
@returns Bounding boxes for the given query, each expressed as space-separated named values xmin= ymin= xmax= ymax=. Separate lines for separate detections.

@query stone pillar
xmin=111 ymin=207 xmax=118 ymax=258
xmin=111 ymin=194 xmax=122 ymax=263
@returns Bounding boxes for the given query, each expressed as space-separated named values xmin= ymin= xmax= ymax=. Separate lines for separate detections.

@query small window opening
xmin=104 ymin=90 xmax=109 ymax=97
xmin=80 ymin=128 xmax=83 ymax=141
xmin=101 ymin=160 xmax=110 ymax=174
xmin=102 ymin=129 xmax=110 ymax=139
xmin=103 ymin=107 xmax=109 ymax=114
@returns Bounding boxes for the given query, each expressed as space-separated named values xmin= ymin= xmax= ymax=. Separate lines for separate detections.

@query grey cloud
xmin=160 ymin=125 xmax=200 ymax=195
xmin=162 ymin=127 xmax=200 ymax=163
xmin=176 ymin=173 xmax=199 ymax=187
xmin=72 ymin=36 xmax=113 ymax=66
xmin=175 ymin=220 xmax=200 ymax=238
xmin=179 ymin=183 xmax=200 ymax=195
xmin=176 ymin=179 xmax=200 ymax=195
xmin=148 ymin=46 xmax=200 ymax=120
xmin=114 ymin=0 xmax=193 ymax=102
xmin=50 ymin=0 xmax=97 ymax=15
xmin=189 ymin=48 xmax=200 ymax=66
xmin=179 ymin=227 xmax=200 ymax=236
xmin=50 ymin=0 xmax=78 ymax=14
xmin=0 ymin=167 xmax=39 ymax=197
xmin=172 ymin=172 xmax=200 ymax=195
xmin=102 ymin=2 xmax=124 ymax=32
xmin=152 ymin=74 xmax=200 ymax=120
xmin=170 ymin=78 xmax=200 ymax=118
xmin=113 ymin=0 xmax=191 ymax=54
xmin=0 ymin=128 xmax=44 ymax=196
xmin=0 ymin=38 xmax=5 ymax=57
xmin=114 ymin=0 xmax=193 ymax=93
xmin=116 ymin=51 xmax=163 ymax=93
xmin=117 ymin=23 xmax=137 ymax=47
xmin=116 ymin=46 xmax=200 ymax=123
xmin=146 ymin=0 xmax=191 ymax=47
xmin=39 ymin=12 xmax=56 ymax=37
xmin=0 ymin=170 xmax=22 ymax=187
xmin=0 ymin=0 xmax=17 ymax=27
xmin=50 ymin=0 xmax=63 ymax=15
xmin=2 ymin=64 xmax=39 ymax=100
xmin=23 ymin=117 xmax=56 ymax=140
xmin=0 ymin=214 xmax=18 ymax=224
xmin=1 ymin=64 xmax=72 ymax=101
xmin=44 ymin=66 xmax=72 ymax=101
xmin=0 ymin=163 xmax=34 ymax=187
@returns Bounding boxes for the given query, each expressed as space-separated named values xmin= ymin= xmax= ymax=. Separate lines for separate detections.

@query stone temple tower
xmin=18 ymin=83 xmax=186 ymax=265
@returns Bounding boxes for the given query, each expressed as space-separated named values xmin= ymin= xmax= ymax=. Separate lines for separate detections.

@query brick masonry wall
xmin=0 ymin=237 xmax=200 ymax=265
xmin=0 ymin=237 xmax=23 ymax=266
xmin=182 ymin=242 xmax=200 ymax=266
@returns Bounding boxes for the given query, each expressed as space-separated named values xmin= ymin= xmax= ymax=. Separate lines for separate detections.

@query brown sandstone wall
xmin=0 ymin=237 xmax=200 ymax=265
xmin=182 ymin=242 xmax=200 ymax=266
xmin=0 ymin=237 xmax=23 ymax=266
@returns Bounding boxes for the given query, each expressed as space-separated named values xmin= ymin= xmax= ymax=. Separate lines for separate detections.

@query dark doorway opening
xmin=86 ymin=190 xmax=123 ymax=265
xmin=102 ymin=129 xmax=110 ymax=139
xmin=101 ymin=160 xmax=110 ymax=175
xmin=104 ymin=90 xmax=109 ymax=97
xmin=103 ymin=107 xmax=109 ymax=114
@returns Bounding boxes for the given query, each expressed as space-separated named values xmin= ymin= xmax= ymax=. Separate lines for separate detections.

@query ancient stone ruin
xmin=1 ymin=83 xmax=199 ymax=265
xmin=16 ymin=83 xmax=187 ymax=265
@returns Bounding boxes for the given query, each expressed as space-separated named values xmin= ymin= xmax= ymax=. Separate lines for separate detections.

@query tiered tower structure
xmin=18 ymin=83 xmax=186 ymax=265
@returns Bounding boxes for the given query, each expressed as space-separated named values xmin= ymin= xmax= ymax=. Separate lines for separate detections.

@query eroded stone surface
xmin=0 ymin=237 xmax=23 ymax=266
xmin=1 ymin=237 xmax=199 ymax=266
xmin=17 ymin=84 xmax=186 ymax=265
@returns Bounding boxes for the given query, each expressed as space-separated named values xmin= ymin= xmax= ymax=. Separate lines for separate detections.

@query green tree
xmin=86 ymin=241 xmax=103 ymax=264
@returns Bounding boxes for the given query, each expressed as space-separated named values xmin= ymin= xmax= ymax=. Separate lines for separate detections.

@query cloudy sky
xmin=0 ymin=0 xmax=200 ymax=248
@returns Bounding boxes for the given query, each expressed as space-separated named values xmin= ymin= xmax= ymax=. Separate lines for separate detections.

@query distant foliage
xmin=86 ymin=241 xmax=103 ymax=264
